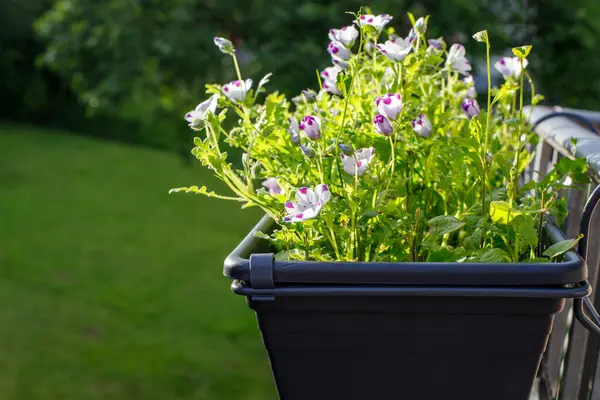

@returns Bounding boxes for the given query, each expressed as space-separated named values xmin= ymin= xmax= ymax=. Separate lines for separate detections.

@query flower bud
xmin=301 ymin=89 xmax=317 ymax=102
xmin=414 ymin=17 xmax=427 ymax=34
xmin=461 ymin=98 xmax=480 ymax=119
xmin=373 ymin=114 xmax=393 ymax=136
xmin=300 ymin=145 xmax=315 ymax=158
xmin=288 ymin=118 xmax=300 ymax=144
xmin=299 ymin=115 xmax=322 ymax=140
xmin=338 ymin=143 xmax=355 ymax=155
xmin=427 ymin=38 xmax=444 ymax=51
xmin=411 ymin=114 xmax=432 ymax=138
xmin=213 ymin=37 xmax=235 ymax=55
xmin=262 ymin=178 xmax=284 ymax=195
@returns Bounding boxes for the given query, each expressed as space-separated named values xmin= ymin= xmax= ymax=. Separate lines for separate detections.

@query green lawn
xmin=0 ymin=125 xmax=275 ymax=399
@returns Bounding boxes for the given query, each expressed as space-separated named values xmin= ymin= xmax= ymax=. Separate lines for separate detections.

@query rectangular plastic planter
xmin=224 ymin=215 xmax=589 ymax=400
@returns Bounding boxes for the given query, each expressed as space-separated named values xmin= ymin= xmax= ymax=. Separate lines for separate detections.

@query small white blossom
xmin=262 ymin=178 xmax=284 ymax=195
xmin=283 ymin=184 xmax=331 ymax=223
xmin=340 ymin=147 xmax=376 ymax=176
xmin=412 ymin=114 xmax=432 ymax=138
xmin=328 ymin=26 xmax=359 ymax=48
xmin=446 ymin=44 xmax=472 ymax=75
xmin=376 ymin=38 xmax=412 ymax=62
xmin=495 ymin=56 xmax=528 ymax=79
xmin=184 ymin=95 xmax=218 ymax=129
xmin=358 ymin=14 xmax=393 ymax=33
xmin=223 ymin=79 xmax=253 ymax=102
xmin=375 ymin=93 xmax=403 ymax=121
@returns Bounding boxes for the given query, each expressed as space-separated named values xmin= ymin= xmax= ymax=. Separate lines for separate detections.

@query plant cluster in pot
xmin=172 ymin=8 xmax=591 ymax=400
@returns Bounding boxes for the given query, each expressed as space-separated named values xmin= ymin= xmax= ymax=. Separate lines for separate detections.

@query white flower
xmin=495 ymin=56 xmax=528 ymax=79
xmin=262 ymin=178 xmax=284 ymax=195
xmin=320 ymin=66 xmax=342 ymax=95
xmin=445 ymin=44 xmax=472 ymax=75
xmin=222 ymin=78 xmax=253 ymax=102
xmin=411 ymin=114 xmax=432 ymax=138
xmin=332 ymin=57 xmax=349 ymax=69
xmin=288 ymin=118 xmax=300 ymax=144
xmin=358 ymin=14 xmax=393 ymax=33
xmin=463 ymin=75 xmax=476 ymax=98
xmin=375 ymin=93 xmax=403 ymax=121
xmin=283 ymin=184 xmax=331 ymax=223
xmin=376 ymin=38 xmax=412 ymax=62
xmin=340 ymin=147 xmax=376 ymax=176
xmin=184 ymin=95 xmax=218 ymax=129
xmin=329 ymin=26 xmax=359 ymax=48
xmin=328 ymin=41 xmax=351 ymax=61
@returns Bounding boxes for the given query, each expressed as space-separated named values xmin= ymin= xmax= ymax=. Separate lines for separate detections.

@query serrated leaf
xmin=478 ymin=248 xmax=511 ymax=263
xmin=253 ymin=231 xmax=272 ymax=240
xmin=543 ymin=235 xmax=583 ymax=259
xmin=512 ymin=45 xmax=532 ymax=58
xmin=464 ymin=229 xmax=483 ymax=251
xmin=428 ymin=215 xmax=465 ymax=236
xmin=510 ymin=214 xmax=538 ymax=251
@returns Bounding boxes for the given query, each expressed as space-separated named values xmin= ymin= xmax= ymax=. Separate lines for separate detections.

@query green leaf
xmin=428 ymin=215 xmax=465 ymax=236
xmin=543 ymin=235 xmax=583 ymax=259
xmin=256 ymin=72 xmax=273 ymax=94
xmin=407 ymin=12 xmax=416 ymax=27
xmin=336 ymin=71 xmax=353 ymax=96
xmin=532 ymin=94 xmax=545 ymax=106
xmin=512 ymin=45 xmax=532 ymax=58
xmin=510 ymin=214 xmax=538 ymax=251
xmin=253 ymin=231 xmax=272 ymax=240
xmin=464 ymin=229 xmax=483 ymax=251
xmin=360 ymin=24 xmax=378 ymax=37
xmin=490 ymin=201 xmax=520 ymax=224
xmin=492 ymin=82 xmax=519 ymax=106
xmin=504 ymin=118 xmax=521 ymax=127
xmin=478 ymin=248 xmax=511 ymax=263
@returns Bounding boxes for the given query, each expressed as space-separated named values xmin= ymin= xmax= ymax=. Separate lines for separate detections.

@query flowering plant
xmin=171 ymin=9 xmax=587 ymax=263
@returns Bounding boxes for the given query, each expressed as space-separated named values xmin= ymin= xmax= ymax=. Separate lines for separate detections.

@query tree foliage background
xmin=2 ymin=0 xmax=600 ymax=151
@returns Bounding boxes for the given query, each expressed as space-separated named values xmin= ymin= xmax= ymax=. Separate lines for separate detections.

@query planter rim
xmin=224 ymin=215 xmax=587 ymax=287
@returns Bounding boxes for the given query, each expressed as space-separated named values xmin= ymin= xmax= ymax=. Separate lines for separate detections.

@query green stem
xmin=384 ymin=136 xmax=396 ymax=194
xmin=481 ymin=39 xmax=492 ymax=218
xmin=511 ymin=60 xmax=526 ymax=204
xmin=232 ymin=53 xmax=243 ymax=82
xmin=537 ymin=189 xmax=546 ymax=257
xmin=304 ymin=230 xmax=309 ymax=261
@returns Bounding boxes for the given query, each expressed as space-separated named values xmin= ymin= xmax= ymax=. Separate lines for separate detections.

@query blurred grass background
xmin=1 ymin=0 xmax=600 ymax=398
xmin=0 ymin=126 xmax=273 ymax=399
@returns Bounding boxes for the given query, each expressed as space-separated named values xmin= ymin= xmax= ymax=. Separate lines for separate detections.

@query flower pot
xmin=225 ymin=216 xmax=590 ymax=400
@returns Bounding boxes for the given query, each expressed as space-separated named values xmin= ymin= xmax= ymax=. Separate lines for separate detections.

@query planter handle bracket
xmin=249 ymin=253 xmax=276 ymax=301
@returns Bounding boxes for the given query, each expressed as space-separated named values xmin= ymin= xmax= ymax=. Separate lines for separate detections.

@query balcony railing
xmin=525 ymin=105 xmax=600 ymax=400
